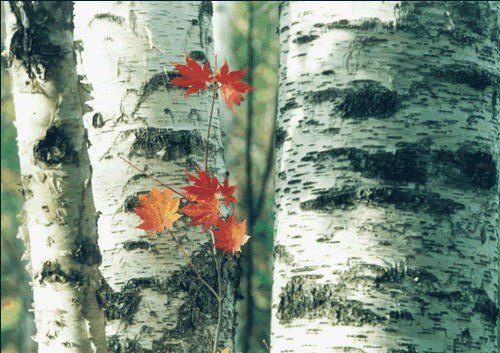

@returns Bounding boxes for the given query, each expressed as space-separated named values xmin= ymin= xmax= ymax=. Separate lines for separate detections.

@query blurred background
xmin=0 ymin=2 xmax=279 ymax=353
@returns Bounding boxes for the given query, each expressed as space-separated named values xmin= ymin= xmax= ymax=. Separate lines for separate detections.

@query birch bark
xmin=272 ymin=1 xmax=498 ymax=352
xmin=4 ymin=2 xmax=107 ymax=353
xmin=74 ymin=2 xmax=235 ymax=352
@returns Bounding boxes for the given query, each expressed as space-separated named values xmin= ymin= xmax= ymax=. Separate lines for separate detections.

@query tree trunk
xmin=272 ymin=2 xmax=498 ymax=353
xmin=4 ymin=2 xmax=107 ymax=353
xmin=213 ymin=0 xmax=236 ymax=154
xmin=74 ymin=2 xmax=235 ymax=352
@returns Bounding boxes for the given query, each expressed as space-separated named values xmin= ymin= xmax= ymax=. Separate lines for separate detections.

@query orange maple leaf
xmin=181 ymin=196 xmax=220 ymax=231
xmin=215 ymin=61 xmax=255 ymax=111
xmin=134 ymin=188 xmax=182 ymax=234
xmin=182 ymin=168 xmax=220 ymax=202
xmin=170 ymin=54 xmax=213 ymax=96
xmin=213 ymin=213 xmax=249 ymax=254
xmin=219 ymin=177 xmax=238 ymax=206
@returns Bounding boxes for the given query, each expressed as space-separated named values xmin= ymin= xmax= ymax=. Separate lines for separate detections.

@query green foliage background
xmin=0 ymin=2 xmax=279 ymax=353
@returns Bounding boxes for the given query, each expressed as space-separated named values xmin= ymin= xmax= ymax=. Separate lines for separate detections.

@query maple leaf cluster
xmin=133 ymin=169 xmax=249 ymax=254
xmin=170 ymin=54 xmax=254 ymax=110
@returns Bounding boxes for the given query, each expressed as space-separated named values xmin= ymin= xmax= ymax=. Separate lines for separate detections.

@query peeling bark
xmin=4 ymin=2 xmax=107 ymax=353
xmin=74 ymin=2 xmax=236 ymax=352
xmin=272 ymin=2 xmax=498 ymax=353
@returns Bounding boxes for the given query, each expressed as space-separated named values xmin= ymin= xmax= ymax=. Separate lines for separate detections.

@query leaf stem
xmin=210 ymin=231 xmax=224 ymax=353
xmin=204 ymin=56 xmax=218 ymax=171
xmin=168 ymin=230 xmax=220 ymax=300
xmin=213 ymin=295 xmax=223 ymax=353
xmin=119 ymin=157 xmax=185 ymax=198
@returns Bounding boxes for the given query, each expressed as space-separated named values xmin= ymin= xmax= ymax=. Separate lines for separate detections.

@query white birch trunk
xmin=272 ymin=1 xmax=498 ymax=352
xmin=74 ymin=2 xmax=235 ymax=352
xmin=4 ymin=2 xmax=107 ymax=353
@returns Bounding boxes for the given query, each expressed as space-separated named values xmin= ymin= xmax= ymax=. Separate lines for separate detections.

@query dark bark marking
xmin=431 ymin=63 xmax=497 ymax=90
xmin=339 ymin=80 xmax=398 ymax=119
xmin=92 ymin=112 xmax=105 ymax=128
xmin=20 ymin=175 xmax=34 ymax=199
xmin=301 ymin=187 xmax=465 ymax=216
xmin=89 ymin=13 xmax=125 ymax=27
xmin=447 ymin=1 xmax=494 ymax=36
xmin=388 ymin=310 xmax=414 ymax=321
xmin=304 ymin=119 xmax=320 ymax=126
xmin=434 ymin=147 xmax=497 ymax=190
xmin=460 ymin=150 xmax=497 ymax=189
xmin=322 ymin=70 xmax=335 ymax=76
xmin=102 ymin=277 xmax=162 ymax=323
xmin=277 ymin=276 xmax=384 ymax=325
xmin=38 ymin=261 xmax=84 ymax=285
xmin=274 ymin=244 xmax=294 ymax=265
xmin=319 ymin=18 xmax=387 ymax=31
xmin=279 ymin=99 xmax=298 ymax=114
xmin=162 ymin=244 xmax=237 ymax=347
xmin=473 ymin=289 xmax=499 ymax=325
xmin=394 ymin=2 xmax=433 ymax=38
xmin=188 ymin=50 xmax=208 ymax=62
xmin=72 ymin=236 xmax=102 ymax=266
xmin=7 ymin=1 xmax=69 ymax=79
xmin=375 ymin=264 xmax=439 ymax=288
xmin=133 ymin=73 xmax=183 ymax=116
xmin=280 ymin=25 xmax=290 ymax=33
xmin=306 ymin=81 xmax=398 ymax=119
xmin=131 ymin=128 xmax=204 ymax=161
xmin=122 ymin=241 xmax=158 ymax=254
xmin=307 ymin=87 xmax=341 ymax=104
xmin=293 ymin=34 xmax=319 ymax=44
xmin=34 ymin=126 xmax=79 ymax=166
xmin=308 ymin=144 xmax=496 ymax=190
xmin=317 ymin=146 xmax=428 ymax=183
xmin=197 ymin=1 xmax=213 ymax=49
xmin=200 ymin=1 xmax=213 ymax=16
xmin=492 ymin=89 xmax=498 ymax=120
xmin=275 ymin=127 xmax=288 ymax=149
xmin=123 ymin=191 xmax=149 ymax=213
xmin=108 ymin=335 xmax=145 ymax=353
xmin=388 ymin=345 xmax=418 ymax=353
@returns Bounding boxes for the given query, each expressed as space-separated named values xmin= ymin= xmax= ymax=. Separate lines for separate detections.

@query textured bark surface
xmin=272 ymin=1 xmax=498 ymax=352
xmin=74 ymin=2 xmax=236 ymax=353
xmin=4 ymin=2 xmax=107 ymax=353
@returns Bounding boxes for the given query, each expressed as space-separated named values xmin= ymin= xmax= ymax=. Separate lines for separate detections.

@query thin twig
xmin=204 ymin=56 xmax=218 ymax=171
xmin=119 ymin=157 xmax=185 ymax=198
xmin=168 ymin=230 xmax=219 ymax=300
xmin=211 ymin=233 xmax=224 ymax=353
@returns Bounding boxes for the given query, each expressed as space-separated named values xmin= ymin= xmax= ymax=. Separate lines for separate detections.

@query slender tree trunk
xmin=74 ymin=2 xmax=235 ymax=352
xmin=213 ymin=0 xmax=236 ymax=153
xmin=4 ymin=2 xmax=107 ymax=353
xmin=272 ymin=1 xmax=498 ymax=352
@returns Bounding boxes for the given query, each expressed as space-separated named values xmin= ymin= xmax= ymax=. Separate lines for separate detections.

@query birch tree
xmin=272 ymin=2 xmax=498 ymax=352
xmin=3 ymin=2 xmax=107 ymax=353
xmin=74 ymin=2 xmax=236 ymax=352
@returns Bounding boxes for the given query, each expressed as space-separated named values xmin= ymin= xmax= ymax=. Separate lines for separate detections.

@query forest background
xmin=1 ymin=2 xmax=278 ymax=353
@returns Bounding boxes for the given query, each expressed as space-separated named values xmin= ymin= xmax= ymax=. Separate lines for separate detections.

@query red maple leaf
xmin=219 ymin=177 xmax=238 ymax=206
xmin=170 ymin=54 xmax=213 ymax=96
xmin=215 ymin=61 xmax=255 ymax=110
xmin=212 ymin=213 xmax=249 ymax=254
xmin=134 ymin=188 xmax=182 ymax=234
xmin=181 ymin=197 xmax=220 ymax=231
xmin=182 ymin=168 xmax=220 ymax=202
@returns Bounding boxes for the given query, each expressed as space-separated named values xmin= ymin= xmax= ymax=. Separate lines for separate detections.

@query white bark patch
xmin=272 ymin=2 xmax=498 ymax=353
xmin=74 ymin=2 xmax=235 ymax=352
